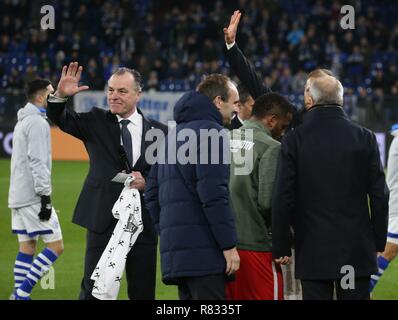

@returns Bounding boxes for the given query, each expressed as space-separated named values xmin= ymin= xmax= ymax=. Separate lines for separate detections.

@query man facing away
xmin=8 ymin=79 xmax=64 ymax=300
xmin=272 ymin=73 xmax=389 ymax=300
xmin=227 ymin=92 xmax=293 ymax=300
xmin=145 ymin=74 xmax=240 ymax=300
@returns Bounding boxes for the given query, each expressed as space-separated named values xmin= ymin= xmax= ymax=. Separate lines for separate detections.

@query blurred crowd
xmin=0 ymin=0 xmax=397 ymax=128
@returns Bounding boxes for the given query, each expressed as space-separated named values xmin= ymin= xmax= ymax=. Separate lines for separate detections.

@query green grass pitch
xmin=0 ymin=159 xmax=177 ymax=300
xmin=0 ymin=159 xmax=397 ymax=299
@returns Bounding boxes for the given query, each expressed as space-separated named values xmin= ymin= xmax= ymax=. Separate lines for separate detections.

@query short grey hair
xmin=309 ymin=76 xmax=344 ymax=106
xmin=111 ymin=67 xmax=143 ymax=92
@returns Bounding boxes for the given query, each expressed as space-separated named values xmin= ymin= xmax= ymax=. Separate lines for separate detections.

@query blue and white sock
xmin=16 ymin=248 xmax=58 ymax=298
xmin=369 ymin=255 xmax=390 ymax=293
xmin=14 ymin=252 xmax=34 ymax=289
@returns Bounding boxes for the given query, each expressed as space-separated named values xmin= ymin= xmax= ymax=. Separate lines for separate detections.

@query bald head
xmin=304 ymin=70 xmax=344 ymax=109
xmin=307 ymin=68 xmax=334 ymax=79
xmin=309 ymin=75 xmax=344 ymax=106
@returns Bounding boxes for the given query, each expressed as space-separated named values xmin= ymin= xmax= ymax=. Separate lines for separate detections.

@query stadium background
xmin=0 ymin=0 xmax=397 ymax=299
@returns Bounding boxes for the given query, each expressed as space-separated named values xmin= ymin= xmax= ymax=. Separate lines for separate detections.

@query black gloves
xmin=39 ymin=195 xmax=52 ymax=221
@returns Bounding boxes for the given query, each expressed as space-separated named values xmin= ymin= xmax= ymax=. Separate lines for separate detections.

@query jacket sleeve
xmin=272 ymin=134 xmax=296 ymax=258
xmin=195 ymin=127 xmax=237 ymax=250
xmin=224 ymin=43 xmax=271 ymax=99
xmin=46 ymin=99 xmax=91 ymax=141
xmin=144 ymin=163 xmax=160 ymax=234
xmin=367 ymin=132 xmax=389 ymax=251
xmin=258 ymin=143 xmax=281 ymax=226
xmin=26 ymin=118 xmax=51 ymax=196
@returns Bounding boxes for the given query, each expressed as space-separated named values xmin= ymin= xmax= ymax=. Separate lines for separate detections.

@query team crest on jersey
xmin=230 ymin=139 xmax=255 ymax=152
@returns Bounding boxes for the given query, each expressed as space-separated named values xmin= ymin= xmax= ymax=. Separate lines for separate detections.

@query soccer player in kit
xmin=8 ymin=79 xmax=64 ymax=300
xmin=370 ymin=124 xmax=398 ymax=293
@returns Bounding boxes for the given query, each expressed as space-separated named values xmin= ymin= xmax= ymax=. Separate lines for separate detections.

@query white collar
xmin=232 ymin=114 xmax=244 ymax=124
xmin=116 ymin=109 xmax=142 ymax=126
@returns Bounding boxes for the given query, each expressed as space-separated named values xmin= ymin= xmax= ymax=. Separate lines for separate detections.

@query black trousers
xmin=301 ymin=277 xmax=370 ymax=300
xmin=78 ymin=224 xmax=157 ymax=300
xmin=178 ymin=274 xmax=226 ymax=300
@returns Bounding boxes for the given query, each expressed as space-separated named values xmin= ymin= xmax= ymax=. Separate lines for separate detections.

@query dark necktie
xmin=120 ymin=119 xmax=133 ymax=166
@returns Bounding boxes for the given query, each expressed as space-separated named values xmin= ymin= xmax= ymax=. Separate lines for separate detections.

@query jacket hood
xmin=17 ymin=102 xmax=44 ymax=121
xmin=173 ymin=91 xmax=223 ymax=125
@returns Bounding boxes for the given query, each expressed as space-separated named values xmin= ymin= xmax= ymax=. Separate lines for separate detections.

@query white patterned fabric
xmin=91 ymin=178 xmax=143 ymax=300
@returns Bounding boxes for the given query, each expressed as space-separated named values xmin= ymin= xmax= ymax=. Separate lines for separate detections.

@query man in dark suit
xmin=272 ymin=72 xmax=389 ymax=300
xmin=223 ymin=11 xmax=270 ymax=103
xmin=47 ymin=62 xmax=167 ymax=300
xmin=223 ymin=10 xmax=316 ymax=133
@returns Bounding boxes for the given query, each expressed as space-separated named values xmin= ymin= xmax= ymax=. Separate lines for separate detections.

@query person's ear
xmin=135 ymin=90 xmax=141 ymax=101
xmin=308 ymin=96 xmax=314 ymax=108
xmin=304 ymin=95 xmax=314 ymax=109
xmin=305 ymin=88 xmax=313 ymax=109
xmin=262 ymin=115 xmax=275 ymax=131
xmin=213 ymin=96 xmax=222 ymax=110
xmin=269 ymin=115 xmax=278 ymax=128
xmin=38 ymin=93 xmax=45 ymax=106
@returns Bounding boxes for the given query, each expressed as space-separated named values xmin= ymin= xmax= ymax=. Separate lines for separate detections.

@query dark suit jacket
xmin=225 ymin=43 xmax=303 ymax=129
xmin=224 ymin=43 xmax=270 ymax=100
xmin=47 ymin=101 xmax=167 ymax=243
xmin=272 ymin=105 xmax=389 ymax=279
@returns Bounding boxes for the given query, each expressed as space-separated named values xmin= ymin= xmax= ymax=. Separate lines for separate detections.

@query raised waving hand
xmin=55 ymin=62 xmax=89 ymax=98
xmin=223 ymin=10 xmax=242 ymax=45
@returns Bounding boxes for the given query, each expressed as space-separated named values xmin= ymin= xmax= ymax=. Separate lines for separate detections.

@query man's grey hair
xmin=111 ymin=67 xmax=143 ymax=92
xmin=309 ymin=75 xmax=344 ymax=106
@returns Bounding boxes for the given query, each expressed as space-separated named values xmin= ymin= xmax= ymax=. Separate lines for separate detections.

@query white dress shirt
xmin=117 ymin=110 xmax=142 ymax=167
xmin=226 ymin=41 xmax=236 ymax=50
